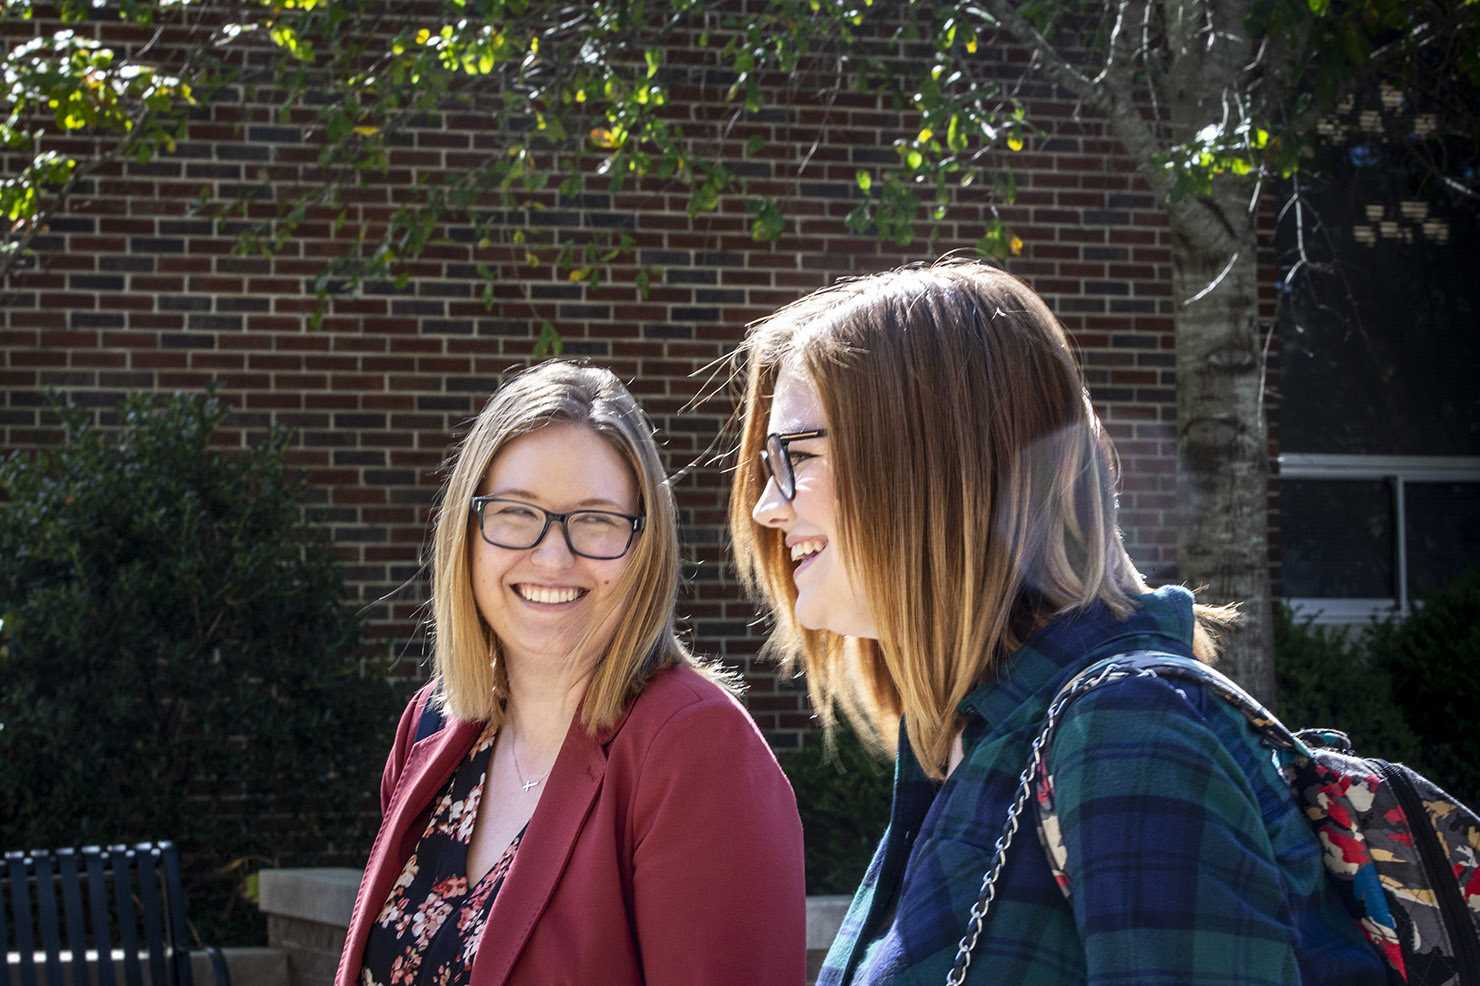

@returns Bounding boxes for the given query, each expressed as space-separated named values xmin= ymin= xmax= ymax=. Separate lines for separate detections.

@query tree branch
xmin=974 ymin=0 xmax=1172 ymax=200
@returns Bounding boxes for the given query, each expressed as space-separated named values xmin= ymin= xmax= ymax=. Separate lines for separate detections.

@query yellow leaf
xmin=917 ymin=127 xmax=933 ymax=143
xmin=529 ymin=36 xmax=538 ymax=55
xmin=415 ymin=28 xmax=430 ymax=44
xmin=352 ymin=125 xmax=379 ymax=136
xmin=1009 ymin=235 xmax=1023 ymax=255
xmin=574 ymin=89 xmax=586 ymax=103
xmin=966 ymin=34 xmax=978 ymax=53
xmin=1007 ymin=136 xmax=1023 ymax=152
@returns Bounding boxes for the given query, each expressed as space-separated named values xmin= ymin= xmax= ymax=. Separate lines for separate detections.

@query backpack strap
xmin=1062 ymin=651 xmax=1309 ymax=756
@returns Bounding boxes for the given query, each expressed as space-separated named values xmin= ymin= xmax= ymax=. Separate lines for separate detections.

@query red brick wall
xmin=1 ymin=7 xmax=1226 ymax=748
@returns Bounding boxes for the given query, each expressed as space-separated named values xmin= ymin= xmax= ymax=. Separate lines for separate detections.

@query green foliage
xmin=1368 ymin=572 xmax=1480 ymax=807
xmin=1274 ymin=574 xmax=1480 ymax=809
xmin=1272 ymin=601 xmax=1423 ymax=764
xmin=10 ymin=0 xmax=1475 ymax=311
xmin=778 ymin=720 xmax=892 ymax=895
xmin=0 ymin=0 xmax=229 ymax=276
xmin=0 ymin=389 xmax=400 ymax=943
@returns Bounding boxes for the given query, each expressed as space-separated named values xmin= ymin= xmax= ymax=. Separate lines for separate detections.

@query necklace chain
xmin=508 ymin=732 xmax=554 ymax=792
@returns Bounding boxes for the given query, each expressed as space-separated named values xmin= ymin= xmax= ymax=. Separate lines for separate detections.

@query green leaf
xmin=748 ymin=197 xmax=784 ymax=242
xmin=533 ymin=320 xmax=564 ymax=357
xmin=947 ymin=114 xmax=967 ymax=153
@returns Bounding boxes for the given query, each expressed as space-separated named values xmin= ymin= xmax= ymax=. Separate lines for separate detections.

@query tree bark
xmin=1167 ymin=185 xmax=1276 ymax=701
xmin=1159 ymin=0 xmax=1277 ymax=701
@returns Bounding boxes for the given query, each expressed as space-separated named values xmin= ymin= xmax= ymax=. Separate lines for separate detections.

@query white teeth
xmin=517 ymin=585 xmax=582 ymax=604
xmin=790 ymin=541 xmax=825 ymax=562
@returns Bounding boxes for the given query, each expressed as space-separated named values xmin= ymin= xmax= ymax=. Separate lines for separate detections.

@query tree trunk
xmin=979 ymin=0 xmax=1280 ymax=699
xmin=1167 ymin=185 xmax=1276 ymax=702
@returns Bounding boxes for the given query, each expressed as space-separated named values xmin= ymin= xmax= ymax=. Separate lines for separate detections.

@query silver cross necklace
xmin=510 ymin=734 xmax=554 ymax=792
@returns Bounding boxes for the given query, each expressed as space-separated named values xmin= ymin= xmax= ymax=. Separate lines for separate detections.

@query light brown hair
xmin=729 ymin=260 xmax=1228 ymax=778
xmin=431 ymin=359 xmax=708 ymax=729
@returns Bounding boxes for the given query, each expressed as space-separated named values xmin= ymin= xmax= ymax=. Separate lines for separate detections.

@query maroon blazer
xmin=334 ymin=664 xmax=808 ymax=986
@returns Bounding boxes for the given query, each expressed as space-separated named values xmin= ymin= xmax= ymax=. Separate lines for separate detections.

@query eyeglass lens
xmin=476 ymin=499 xmax=636 ymax=559
xmin=763 ymin=433 xmax=797 ymax=500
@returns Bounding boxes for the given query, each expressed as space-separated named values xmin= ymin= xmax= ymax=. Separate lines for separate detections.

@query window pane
xmin=1406 ymin=482 xmax=1480 ymax=599
xmin=1275 ymin=123 xmax=1480 ymax=456
xmin=1281 ymin=479 xmax=1395 ymax=598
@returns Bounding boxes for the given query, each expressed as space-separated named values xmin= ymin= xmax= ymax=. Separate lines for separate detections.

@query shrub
xmin=1367 ymin=571 xmax=1480 ymax=807
xmin=778 ymin=720 xmax=893 ymax=896
xmin=0 ymin=391 xmax=401 ymax=943
xmin=1272 ymin=601 xmax=1424 ymax=766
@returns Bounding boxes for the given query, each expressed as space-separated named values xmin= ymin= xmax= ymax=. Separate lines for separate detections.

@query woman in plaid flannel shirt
xmin=729 ymin=259 xmax=1385 ymax=985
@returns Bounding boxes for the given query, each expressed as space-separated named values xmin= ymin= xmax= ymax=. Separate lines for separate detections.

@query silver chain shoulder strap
xmin=944 ymin=659 xmax=1156 ymax=985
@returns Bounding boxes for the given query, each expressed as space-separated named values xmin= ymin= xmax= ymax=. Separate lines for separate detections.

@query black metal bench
xmin=2 ymin=841 xmax=230 ymax=986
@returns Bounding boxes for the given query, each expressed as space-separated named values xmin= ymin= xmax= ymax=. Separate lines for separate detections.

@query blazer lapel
xmin=394 ymin=717 xmax=484 ymax=825
xmin=342 ymin=716 xmax=482 ymax=976
xmin=470 ymin=706 xmax=612 ymax=986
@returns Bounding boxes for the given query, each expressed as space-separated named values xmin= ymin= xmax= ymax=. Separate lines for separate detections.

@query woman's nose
xmin=751 ymin=474 xmax=794 ymax=529
xmin=529 ymin=520 xmax=577 ymax=564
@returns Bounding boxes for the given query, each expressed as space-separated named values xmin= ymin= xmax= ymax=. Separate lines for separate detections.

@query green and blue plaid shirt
xmin=818 ymin=586 xmax=1386 ymax=986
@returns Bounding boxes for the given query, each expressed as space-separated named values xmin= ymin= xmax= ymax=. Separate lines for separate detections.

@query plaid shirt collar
xmin=957 ymin=584 xmax=1199 ymax=736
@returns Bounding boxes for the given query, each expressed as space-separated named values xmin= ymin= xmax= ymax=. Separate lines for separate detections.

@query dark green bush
xmin=778 ymin=719 xmax=893 ymax=895
xmin=1272 ymin=601 xmax=1424 ymax=766
xmin=1368 ymin=571 xmax=1480 ymax=807
xmin=0 ymin=391 xmax=400 ymax=943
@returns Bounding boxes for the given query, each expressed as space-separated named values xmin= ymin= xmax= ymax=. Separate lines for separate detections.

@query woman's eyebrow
xmin=487 ymin=488 xmax=630 ymax=510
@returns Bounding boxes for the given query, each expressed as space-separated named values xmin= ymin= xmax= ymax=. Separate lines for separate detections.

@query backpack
xmin=1020 ymin=652 xmax=1480 ymax=986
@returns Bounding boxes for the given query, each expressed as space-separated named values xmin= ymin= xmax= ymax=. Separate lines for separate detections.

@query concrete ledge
xmin=258 ymin=868 xmax=849 ymax=945
xmin=257 ymin=868 xmax=850 ymax=986
xmin=258 ymin=867 xmax=360 ymax=927
xmin=806 ymin=894 xmax=850 ymax=950
xmin=215 ymin=947 xmax=290 ymax=986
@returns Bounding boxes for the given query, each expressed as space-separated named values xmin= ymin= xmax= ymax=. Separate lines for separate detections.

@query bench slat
xmin=108 ymin=846 xmax=143 ymax=986
xmin=58 ymin=849 xmax=89 ymax=982
xmin=82 ymin=848 xmax=118 ymax=986
xmin=7 ymin=852 xmax=40 ymax=986
xmin=134 ymin=846 xmax=168 ymax=986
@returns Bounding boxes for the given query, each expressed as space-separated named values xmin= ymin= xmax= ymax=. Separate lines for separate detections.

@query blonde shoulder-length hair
xmin=432 ymin=359 xmax=706 ymax=730
xmin=729 ymin=259 xmax=1230 ymax=779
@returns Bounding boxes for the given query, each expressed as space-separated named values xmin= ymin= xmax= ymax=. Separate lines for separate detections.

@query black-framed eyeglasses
xmin=759 ymin=429 xmax=827 ymax=501
xmin=470 ymin=497 xmax=645 ymax=560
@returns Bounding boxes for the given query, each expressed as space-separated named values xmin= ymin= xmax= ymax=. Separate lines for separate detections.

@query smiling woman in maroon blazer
xmin=335 ymin=360 xmax=807 ymax=986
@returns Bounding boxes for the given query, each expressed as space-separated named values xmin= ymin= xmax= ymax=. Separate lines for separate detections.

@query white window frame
xmin=1277 ymin=454 xmax=1480 ymax=622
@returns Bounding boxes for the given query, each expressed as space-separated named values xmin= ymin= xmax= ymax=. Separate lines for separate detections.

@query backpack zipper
xmin=1375 ymin=759 xmax=1480 ymax=986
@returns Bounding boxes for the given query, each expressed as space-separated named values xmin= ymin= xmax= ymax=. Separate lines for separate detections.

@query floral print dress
xmin=360 ymin=722 xmax=524 ymax=986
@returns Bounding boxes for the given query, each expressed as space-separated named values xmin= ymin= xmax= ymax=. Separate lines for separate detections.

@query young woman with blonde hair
xmin=338 ymin=359 xmax=806 ymax=986
xmin=730 ymin=260 xmax=1384 ymax=985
